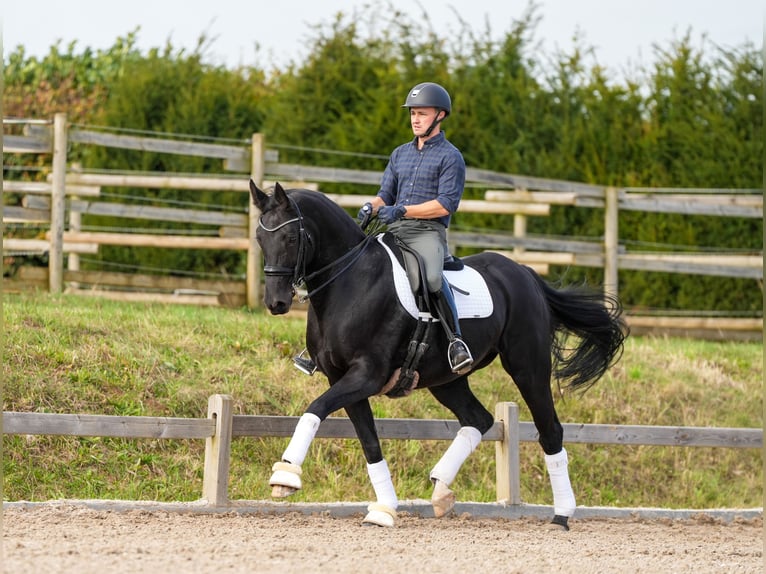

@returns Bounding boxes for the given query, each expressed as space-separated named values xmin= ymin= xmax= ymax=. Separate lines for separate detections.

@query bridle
xmin=258 ymin=195 xmax=375 ymax=301
xmin=258 ymin=197 xmax=311 ymax=292
xmin=258 ymin=196 xmax=311 ymax=292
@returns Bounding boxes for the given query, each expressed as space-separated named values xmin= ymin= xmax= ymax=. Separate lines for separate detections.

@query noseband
xmin=258 ymin=196 xmax=310 ymax=292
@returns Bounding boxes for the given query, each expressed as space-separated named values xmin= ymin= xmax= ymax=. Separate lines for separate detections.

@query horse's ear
xmin=249 ymin=179 xmax=269 ymax=210
xmin=273 ymin=182 xmax=289 ymax=207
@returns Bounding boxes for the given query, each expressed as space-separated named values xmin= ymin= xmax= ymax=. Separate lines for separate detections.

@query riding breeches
xmin=388 ymin=219 xmax=447 ymax=293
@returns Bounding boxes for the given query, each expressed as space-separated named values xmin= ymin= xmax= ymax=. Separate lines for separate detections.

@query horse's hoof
xmin=269 ymin=461 xmax=302 ymax=498
xmin=271 ymin=485 xmax=299 ymax=498
xmin=547 ymin=514 xmax=570 ymax=531
xmin=431 ymin=479 xmax=456 ymax=518
xmin=362 ymin=503 xmax=396 ymax=527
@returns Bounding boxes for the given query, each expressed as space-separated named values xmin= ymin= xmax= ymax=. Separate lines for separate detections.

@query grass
xmin=3 ymin=292 xmax=763 ymax=509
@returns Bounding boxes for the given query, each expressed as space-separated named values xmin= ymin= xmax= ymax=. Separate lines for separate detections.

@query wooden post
xmin=604 ymin=186 xmax=619 ymax=299
xmin=247 ymin=133 xmax=265 ymax=308
xmin=513 ymin=214 xmax=527 ymax=257
xmin=202 ymin=394 xmax=233 ymax=506
xmin=67 ymin=163 xmax=83 ymax=287
xmin=513 ymin=188 xmax=528 ymax=258
xmin=49 ymin=113 xmax=68 ymax=293
xmin=494 ymin=401 xmax=521 ymax=504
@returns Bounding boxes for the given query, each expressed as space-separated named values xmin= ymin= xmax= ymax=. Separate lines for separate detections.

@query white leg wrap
xmin=282 ymin=413 xmax=321 ymax=466
xmin=429 ymin=426 xmax=482 ymax=486
xmin=545 ymin=448 xmax=576 ymax=517
xmin=367 ymin=459 xmax=398 ymax=510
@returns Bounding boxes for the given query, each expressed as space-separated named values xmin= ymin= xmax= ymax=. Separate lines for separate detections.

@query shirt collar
xmin=411 ymin=131 xmax=446 ymax=148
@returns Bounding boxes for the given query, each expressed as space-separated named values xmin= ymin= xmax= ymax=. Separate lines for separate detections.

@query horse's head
xmin=250 ymin=180 xmax=311 ymax=315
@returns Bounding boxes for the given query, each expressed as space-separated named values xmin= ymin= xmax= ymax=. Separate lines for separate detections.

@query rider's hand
xmin=378 ymin=204 xmax=406 ymax=224
xmin=357 ymin=202 xmax=373 ymax=223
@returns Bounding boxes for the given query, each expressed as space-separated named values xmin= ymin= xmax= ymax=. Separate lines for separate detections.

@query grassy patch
xmin=3 ymin=293 xmax=762 ymax=508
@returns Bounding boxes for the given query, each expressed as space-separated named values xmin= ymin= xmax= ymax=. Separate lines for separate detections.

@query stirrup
xmin=448 ymin=338 xmax=473 ymax=374
xmin=293 ymin=349 xmax=317 ymax=375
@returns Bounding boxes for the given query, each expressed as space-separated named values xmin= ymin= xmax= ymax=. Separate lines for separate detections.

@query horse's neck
xmin=304 ymin=234 xmax=378 ymax=301
xmin=305 ymin=233 xmax=367 ymax=286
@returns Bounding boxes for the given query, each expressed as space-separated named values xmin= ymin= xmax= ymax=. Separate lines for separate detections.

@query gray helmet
xmin=402 ymin=82 xmax=451 ymax=116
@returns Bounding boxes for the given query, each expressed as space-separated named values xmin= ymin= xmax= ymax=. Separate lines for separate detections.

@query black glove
xmin=357 ymin=202 xmax=373 ymax=223
xmin=378 ymin=204 xmax=406 ymax=224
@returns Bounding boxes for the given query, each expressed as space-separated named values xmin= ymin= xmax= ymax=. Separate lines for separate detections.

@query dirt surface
xmin=3 ymin=504 xmax=762 ymax=573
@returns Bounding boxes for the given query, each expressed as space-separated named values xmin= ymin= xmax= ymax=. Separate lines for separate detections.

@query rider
xmin=293 ymin=81 xmax=473 ymax=375
xmin=360 ymin=81 xmax=473 ymax=374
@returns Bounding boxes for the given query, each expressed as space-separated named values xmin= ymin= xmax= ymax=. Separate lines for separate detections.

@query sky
xmin=2 ymin=0 xmax=763 ymax=79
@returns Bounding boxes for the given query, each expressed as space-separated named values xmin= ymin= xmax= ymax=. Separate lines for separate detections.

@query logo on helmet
xmin=410 ymin=89 xmax=421 ymax=98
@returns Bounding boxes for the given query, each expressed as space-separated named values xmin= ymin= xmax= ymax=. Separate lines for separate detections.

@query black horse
xmin=250 ymin=181 xmax=627 ymax=529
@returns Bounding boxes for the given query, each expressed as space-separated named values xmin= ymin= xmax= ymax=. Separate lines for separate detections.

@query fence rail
xmin=3 ymin=116 xmax=763 ymax=339
xmin=3 ymin=396 xmax=762 ymax=508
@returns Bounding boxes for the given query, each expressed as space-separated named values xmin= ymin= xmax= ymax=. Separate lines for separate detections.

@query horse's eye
xmin=286 ymin=234 xmax=298 ymax=245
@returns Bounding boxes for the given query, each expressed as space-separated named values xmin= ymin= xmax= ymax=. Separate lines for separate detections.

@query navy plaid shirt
xmin=376 ymin=132 xmax=466 ymax=228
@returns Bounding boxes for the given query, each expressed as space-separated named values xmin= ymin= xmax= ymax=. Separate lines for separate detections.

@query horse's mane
xmin=288 ymin=188 xmax=366 ymax=240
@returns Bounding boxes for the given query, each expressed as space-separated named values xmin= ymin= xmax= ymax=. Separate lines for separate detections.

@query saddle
xmin=376 ymin=234 xmax=492 ymax=321
xmin=378 ymin=234 xmax=465 ymax=398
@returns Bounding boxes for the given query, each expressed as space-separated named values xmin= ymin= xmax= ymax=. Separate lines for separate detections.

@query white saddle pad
xmin=376 ymin=234 xmax=493 ymax=320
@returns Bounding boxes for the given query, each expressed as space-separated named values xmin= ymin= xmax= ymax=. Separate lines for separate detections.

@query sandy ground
xmin=2 ymin=503 xmax=762 ymax=573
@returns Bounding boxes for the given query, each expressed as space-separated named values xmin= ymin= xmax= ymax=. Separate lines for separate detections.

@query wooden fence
xmin=3 ymin=396 xmax=762 ymax=507
xmin=3 ymin=114 xmax=763 ymax=338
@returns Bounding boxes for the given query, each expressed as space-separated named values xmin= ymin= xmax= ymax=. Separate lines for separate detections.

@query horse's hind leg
xmin=500 ymin=344 xmax=575 ymax=530
xmin=428 ymin=378 xmax=494 ymax=517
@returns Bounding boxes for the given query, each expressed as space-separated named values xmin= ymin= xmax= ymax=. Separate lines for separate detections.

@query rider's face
xmin=410 ymin=107 xmax=442 ymax=138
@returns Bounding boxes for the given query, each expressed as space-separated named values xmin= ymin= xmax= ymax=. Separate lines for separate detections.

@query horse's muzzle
xmin=267 ymin=299 xmax=292 ymax=315
xmin=264 ymin=282 xmax=295 ymax=315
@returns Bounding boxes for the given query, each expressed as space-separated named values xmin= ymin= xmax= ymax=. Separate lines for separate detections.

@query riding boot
xmin=431 ymin=279 xmax=473 ymax=374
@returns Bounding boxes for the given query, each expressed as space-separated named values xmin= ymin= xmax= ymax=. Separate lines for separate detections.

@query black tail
xmin=535 ymin=275 xmax=629 ymax=391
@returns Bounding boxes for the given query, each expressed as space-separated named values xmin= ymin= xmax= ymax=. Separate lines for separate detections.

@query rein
xmin=258 ymin=196 xmax=375 ymax=301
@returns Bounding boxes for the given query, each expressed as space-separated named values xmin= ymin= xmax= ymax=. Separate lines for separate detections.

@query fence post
xmin=604 ymin=186 xmax=619 ymax=299
xmin=494 ymin=401 xmax=521 ymax=505
xmin=67 ymin=162 xmax=83 ymax=288
xmin=202 ymin=394 xmax=234 ymax=506
xmin=246 ymin=133 xmax=265 ymax=308
xmin=49 ymin=113 xmax=68 ymax=294
xmin=513 ymin=187 xmax=528 ymax=258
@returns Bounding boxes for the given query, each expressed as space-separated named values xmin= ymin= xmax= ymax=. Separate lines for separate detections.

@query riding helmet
xmin=402 ymin=82 xmax=451 ymax=116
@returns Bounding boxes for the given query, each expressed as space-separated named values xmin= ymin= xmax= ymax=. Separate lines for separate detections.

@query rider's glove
xmin=377 ymin=204 xmax=406 ymax=224
xmin=357 ymin=202 xmax=373 ymax=223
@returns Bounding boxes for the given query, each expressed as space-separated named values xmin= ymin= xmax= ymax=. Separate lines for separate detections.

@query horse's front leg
xmin=344 ymin=399 xmax=398 ymax=528
xmin=268 ymin=411 xmax=320 ymax=497
xmin=269 ymin=364 xmax=397 ymax=525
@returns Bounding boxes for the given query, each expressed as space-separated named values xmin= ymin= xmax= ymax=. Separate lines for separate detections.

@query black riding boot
xmin=431 ymin=280 xmax=473 ymax=374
